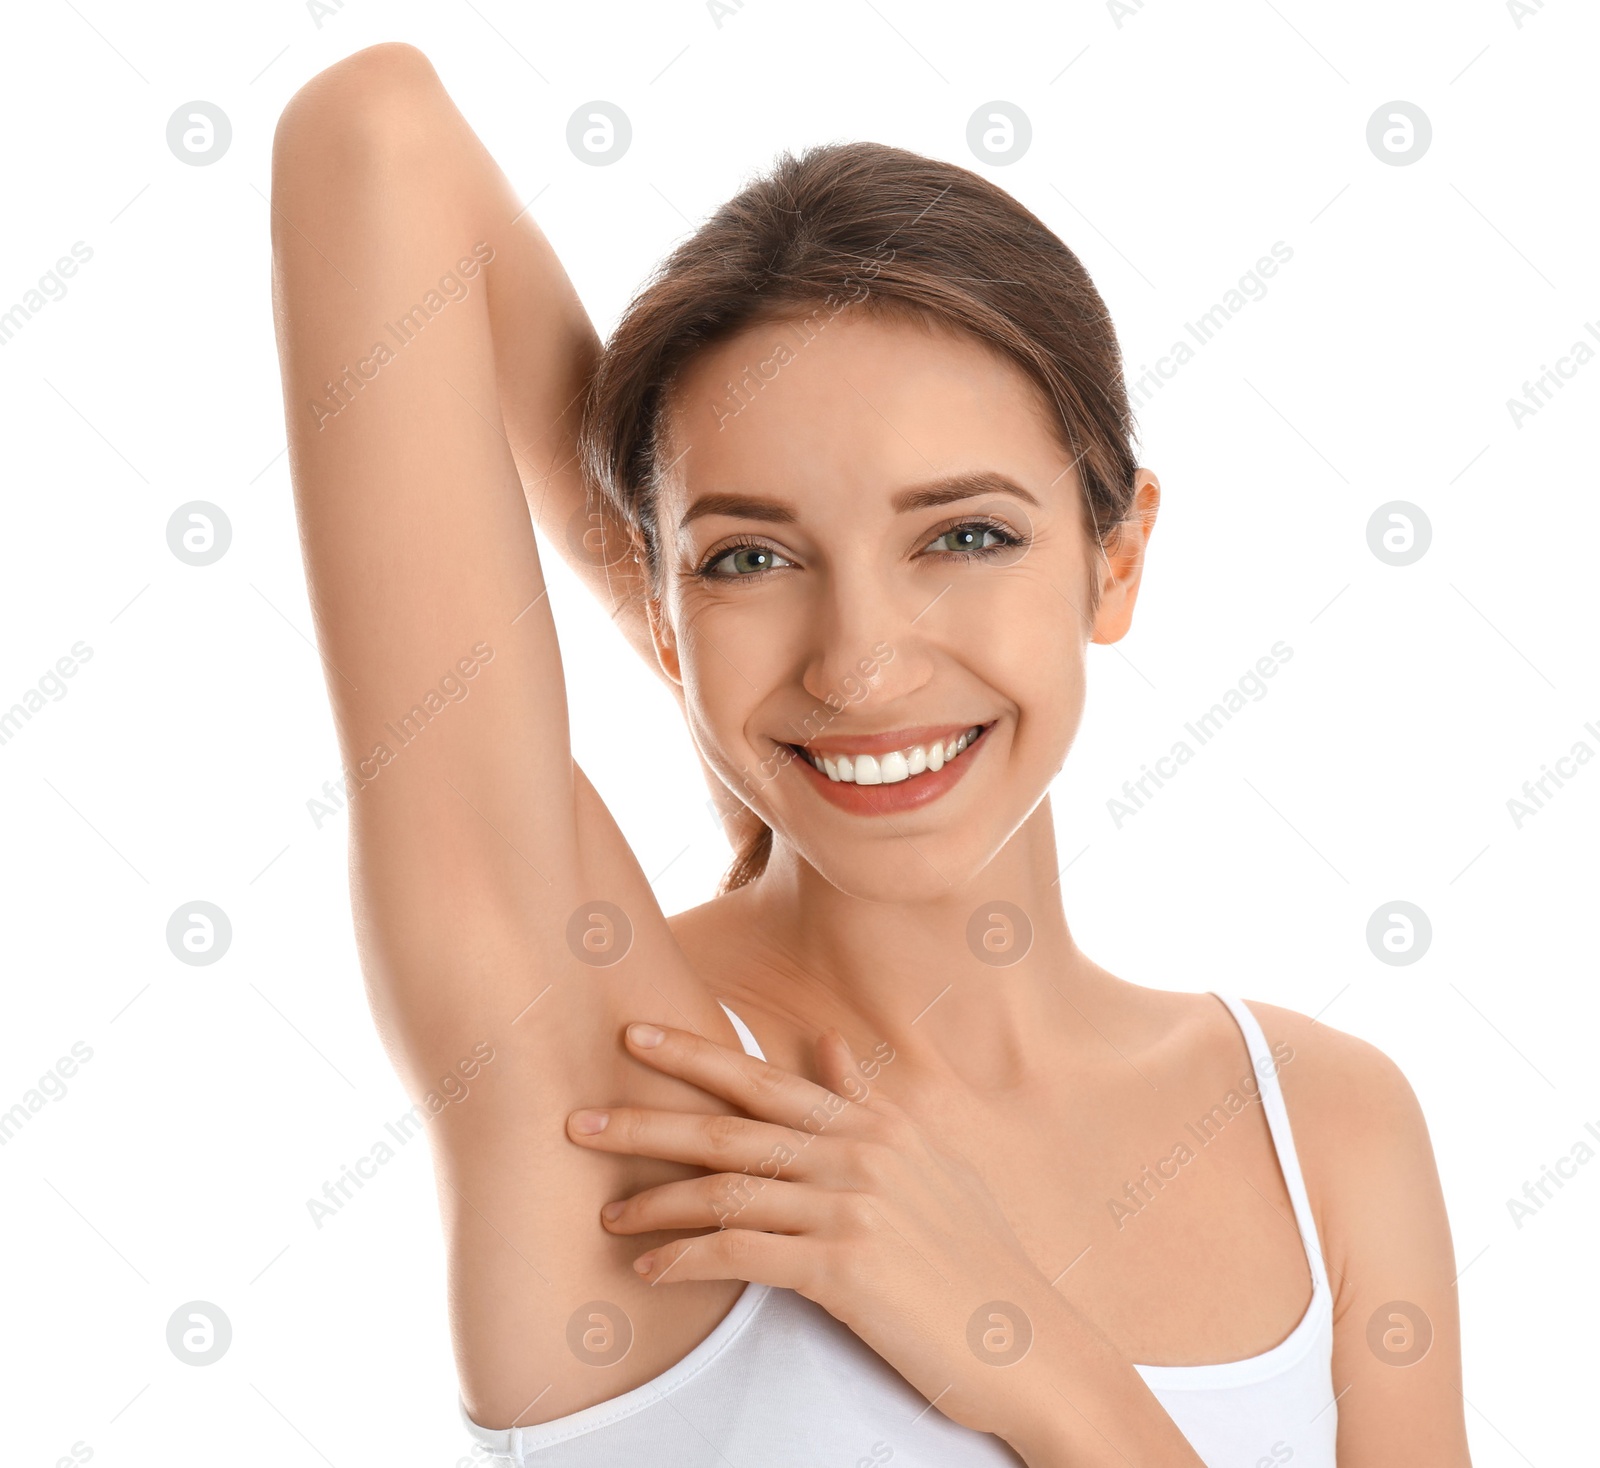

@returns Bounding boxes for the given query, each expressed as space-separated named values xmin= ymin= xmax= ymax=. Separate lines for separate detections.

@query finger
xmin=814 ymin=1028 xmax=874 ymax=1105
xmin=622 ymin=1022 xmax=864 ymax=1135
xmin=634 ymin=1228 xmax=813 ymax=1292
xmin=566 ymin=1105 xmax=818 ymax=1178
xmin=601 ymin=1173 xmax=821 ymax=1236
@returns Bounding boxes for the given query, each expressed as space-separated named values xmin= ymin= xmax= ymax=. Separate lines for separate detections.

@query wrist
xmin=971 ymin=1277 xmax=1201 ymax=1467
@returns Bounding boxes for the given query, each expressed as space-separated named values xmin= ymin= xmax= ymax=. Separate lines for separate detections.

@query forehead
xmin=657 ymin=307 xmax=1073 ymax=515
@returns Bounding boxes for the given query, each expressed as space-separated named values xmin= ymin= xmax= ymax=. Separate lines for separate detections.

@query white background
xmin=1 ymin=1 xmax=1594 ymax=1463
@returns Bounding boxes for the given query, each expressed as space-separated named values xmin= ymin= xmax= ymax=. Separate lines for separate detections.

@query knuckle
xmin=708 ymin=1173 xmax=756 ymax=1224
xmin=611 ymin=1108 xmax=645 ymax=1143
xmin=704 ymin=1112 xmax=746 ymax=1153
xmin=745 ymin=1063 xmax=784 ymax=1103
xmin=718 ymin=1229 xmax=753 ymax=1268
xmin=837 ymin=1192 xmax=879 ymax=1236
xmin=838 ymin=1139 xmax=878 ymax=1187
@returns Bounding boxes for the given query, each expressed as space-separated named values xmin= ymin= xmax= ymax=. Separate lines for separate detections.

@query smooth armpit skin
xmin=269 ymin=41 xmax=756 ymax=1430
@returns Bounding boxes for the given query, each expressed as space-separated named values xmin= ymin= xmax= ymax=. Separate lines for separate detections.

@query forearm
xmin=978 ymin=1275 xmax=1205 ymax=1467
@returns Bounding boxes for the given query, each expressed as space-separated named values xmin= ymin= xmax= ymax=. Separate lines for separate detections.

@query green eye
xmin=929 ymin=525 xmax=1007 ymax=554
xmin=704 ymin=545 xmax=787 ymax=577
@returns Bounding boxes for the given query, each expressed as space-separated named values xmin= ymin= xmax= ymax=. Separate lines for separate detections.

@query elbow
xmin=271 ymin=41 xmax=447 ymax=198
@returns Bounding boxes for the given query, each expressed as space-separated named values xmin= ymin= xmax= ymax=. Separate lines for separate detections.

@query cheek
xmin=673 ymin=604 xmax=780 ymax=754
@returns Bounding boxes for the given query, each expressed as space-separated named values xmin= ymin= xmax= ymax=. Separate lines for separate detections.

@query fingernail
xmin=601 ymin=1200 xmax=623 ymax=1223
xmin=570 ymin=1109 xmax=609 ymax=1134
xmin=633 ymin=1253 xmax=655 ymax=1275
xmin=628 ymin=1023 xmax=665 ymax=1049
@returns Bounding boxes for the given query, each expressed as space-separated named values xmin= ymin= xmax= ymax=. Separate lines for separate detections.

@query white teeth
xmin=801 ymin=727 xmax=985 ymax=784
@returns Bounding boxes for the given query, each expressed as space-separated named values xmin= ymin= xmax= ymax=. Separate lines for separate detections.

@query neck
xmin=723 ymin=797 xmax=1106 ymax=1089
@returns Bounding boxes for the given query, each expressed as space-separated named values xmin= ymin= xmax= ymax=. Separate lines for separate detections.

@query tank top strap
xmin=719 ymin=1001 xmax=767 ymax=1062
xmin=1208 ymin=991 xmax=1330 ymax=1297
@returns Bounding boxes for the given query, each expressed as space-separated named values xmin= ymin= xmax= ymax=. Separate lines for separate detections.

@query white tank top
xmin=462 ymin=991 xmax=1337 ymax=1466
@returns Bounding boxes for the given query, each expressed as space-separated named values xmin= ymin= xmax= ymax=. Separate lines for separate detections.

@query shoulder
xmin=1238 ymin=997 xmax=1424 ymax=1126
xmin=1234 ymin=998 xmax=1452 ymax=1314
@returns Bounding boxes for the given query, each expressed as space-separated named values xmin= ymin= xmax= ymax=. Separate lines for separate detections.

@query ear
xmin=646 ymin=589 xmax=684 ymax=689
xmin=1089 ymin=469 xmax=1160 ymax=645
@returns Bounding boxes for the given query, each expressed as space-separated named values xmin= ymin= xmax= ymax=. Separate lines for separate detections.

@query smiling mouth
xmin=785 ymin=724 xmax=990 ymax=786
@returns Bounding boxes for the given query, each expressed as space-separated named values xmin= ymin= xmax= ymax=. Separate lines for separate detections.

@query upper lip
xmin=784 ymin=722 xmax=990 ymax=757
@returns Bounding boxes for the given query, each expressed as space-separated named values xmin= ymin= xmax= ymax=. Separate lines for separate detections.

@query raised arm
xmin=270 ymin=41 xmax=747 ymax=1426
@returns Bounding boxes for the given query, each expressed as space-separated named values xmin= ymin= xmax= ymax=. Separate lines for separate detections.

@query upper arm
xmin=272 ymin=44 xmax=573 ymax=1032
xmin=270 ymin=46 xmax=718 ymax=1070
xmin=1249 ymin=1002 xmax=1472 ymax=1465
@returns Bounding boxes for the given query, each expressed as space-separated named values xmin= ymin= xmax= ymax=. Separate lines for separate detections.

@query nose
xmin=797 ymin=558 xmax=936 ymax=724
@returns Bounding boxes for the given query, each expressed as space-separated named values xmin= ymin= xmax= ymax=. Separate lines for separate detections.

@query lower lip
xmin=784 ymin=727 xmax=989 ymax=816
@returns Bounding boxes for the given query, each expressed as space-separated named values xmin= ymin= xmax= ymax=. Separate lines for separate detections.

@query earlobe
xmin=647 ymin=596 xmax=684 ymax=687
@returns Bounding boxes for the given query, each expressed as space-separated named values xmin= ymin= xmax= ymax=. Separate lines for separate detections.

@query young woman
xmin=270 ymin=42 xmax=1471 ymax=1468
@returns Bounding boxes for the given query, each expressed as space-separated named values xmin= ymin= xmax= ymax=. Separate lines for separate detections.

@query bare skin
xmin=270 ymin=42 xmax=1471 ymax=1466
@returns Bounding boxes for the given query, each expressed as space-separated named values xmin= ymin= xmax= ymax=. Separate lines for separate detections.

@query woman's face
xmin=650 ymin=306 xmax=1158 ymax=900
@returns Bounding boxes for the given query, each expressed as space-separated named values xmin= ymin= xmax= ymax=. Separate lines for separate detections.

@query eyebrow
xmin=678 ymin=470 xmax=1040 ymax=529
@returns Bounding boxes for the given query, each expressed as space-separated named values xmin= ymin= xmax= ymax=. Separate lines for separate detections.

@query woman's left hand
xmin=565 ymin=1019 xmax=1069 ymax=1445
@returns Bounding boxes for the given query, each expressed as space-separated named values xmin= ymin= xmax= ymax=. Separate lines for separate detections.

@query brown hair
xmin=579 ymin=140 xmax=1139 ymax=893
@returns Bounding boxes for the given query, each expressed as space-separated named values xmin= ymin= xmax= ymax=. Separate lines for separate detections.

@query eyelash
xmin=691 ymin=516 xmax=1028 ymax=582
